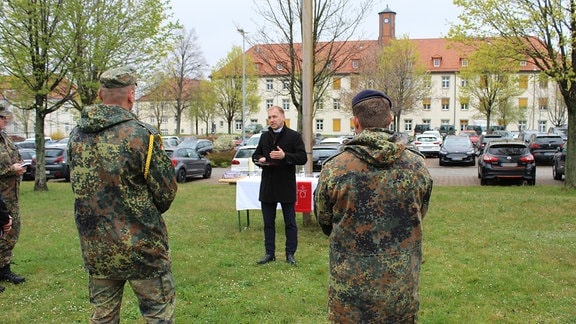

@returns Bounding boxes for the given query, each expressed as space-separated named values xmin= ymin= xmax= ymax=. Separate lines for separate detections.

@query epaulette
xmin=136 ymin=121 xmax=159 ymax=135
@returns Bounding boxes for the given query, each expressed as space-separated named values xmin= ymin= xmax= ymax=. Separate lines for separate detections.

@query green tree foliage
xmin=450 ymin=0 xmax=576 ymax=188
xmin=353 ymin=37 xmax=430 ymax=132
xmin=210 ymin=46 xmax=260 ymax=134
xmin=457 ymin=42 xmax=523 ymax=132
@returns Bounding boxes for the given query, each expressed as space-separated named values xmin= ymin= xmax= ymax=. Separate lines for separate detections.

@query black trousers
xmin=261 ymin=202 xmax=298 ymax=256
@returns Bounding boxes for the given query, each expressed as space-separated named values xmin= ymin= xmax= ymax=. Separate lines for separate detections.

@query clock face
xmin=384 ymin=18 xmax=389 ymax=23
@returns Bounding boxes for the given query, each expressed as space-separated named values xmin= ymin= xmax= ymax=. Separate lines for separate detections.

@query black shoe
xmin=0 ymin=265 xmax=25 ymax=284
xmin=286 ymin=254 xmax=297 ymax=266
xmin=256 ymin=254 xmax=276 ymax=264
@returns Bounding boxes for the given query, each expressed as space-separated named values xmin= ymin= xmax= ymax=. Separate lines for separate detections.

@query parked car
xmin=165 ymin=147 xmax=212 ymax=183
xmin=15 ymin=141 xmax=36 ymax=149
xmin=527 ymin=133 xmax=564 ymax=164
xmin=245 ymin=133 xmax=262 ymax=146
xmin=548 ymin=126 xmax=568 ymax=142
xmin=320 ymin=136 xmax=351 ymax=145
xmin=231 ymin=145 xmax=259 ymax=175
xmin=477 ymin=140 xmax=536 ymax=186
xmin=552 ymin=141 xmax=567 ymax=180
xmin=412 ymin=134 xmax=441 ymax=157
xmin=19 ymin=148 xmax=36 ymax=181
xmin=177 ymin=137 xmax=214 ymax=155
xmin=438 ymin=135 xmax=476 ymax=166
xmin=491 ymin=130 xmax=514 ymax=139
xmin=422 ymin=130 xmax=443 ymax=144
xmin=439 ymin=124 xmax=456 ymax=137
xmin=477 ymin=134 xmax=504 ymax=154
xmin=163 ymin=137 xmax=179 ymax=148
xmin=312 ymin=144 xmax=342 ymax=172
xmin=244 ymin=123 xmax=263 ymax=134
xmin=458 ymin=130 xmax=479 ymax=146
xmin=466 ymin=125 xmax=484 ymax=136
xmin=518 ymin=129 xmax=540 ymax=144
xmin=45 ymin=147 xmax=70 ymax=181
xmin=413 ymin=124 xmax=431 ymax=136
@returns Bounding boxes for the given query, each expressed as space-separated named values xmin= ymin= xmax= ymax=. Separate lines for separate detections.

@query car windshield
xmin=444 ymin=137 xmax=470 ymax=148
xmin=235 ymin=148 xmax=256 ymax=158
xmin=416 ymin=136 xmax=437 ymax=142
xmin=488 ymin=145 xmax=528 ymax=155
xmin=535 ymin=136 xmax=562 ymax=142
xmin=45 ymin=149 xmax=63 ymax=158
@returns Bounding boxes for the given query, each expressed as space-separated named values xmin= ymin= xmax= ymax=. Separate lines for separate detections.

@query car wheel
xmin=203 ymin=164 xmax=212 ymax=179
xmin=480 ymin=178 xmax=487 ymax=186
xmin=439 ymin=160 xmax=445 ymax=166
xmin=552 ymin=163 xmax=562 ymax=180
xmin=177 ymin=168 xmax=187 ymax=183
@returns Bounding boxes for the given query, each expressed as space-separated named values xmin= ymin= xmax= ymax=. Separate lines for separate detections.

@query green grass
xmin=1 ymin=177 xmax=575 ymax=323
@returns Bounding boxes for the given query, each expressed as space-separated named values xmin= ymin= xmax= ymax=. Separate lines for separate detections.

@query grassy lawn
xmin=0 ymin=178 xmax=575 ymax=323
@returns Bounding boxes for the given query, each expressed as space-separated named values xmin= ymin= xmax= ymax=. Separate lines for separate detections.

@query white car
xmin=412 ymin=134 xmax=441 ymax=157
xmin=320 ymin=137 xmax=351 ymax=145
xmin=422 ymin=130 xmax=443 ymax=144
xmin=245 ymin=133 xmax=261 ymax=146
xmin=231 ymin=145 xmax=261 ymax=175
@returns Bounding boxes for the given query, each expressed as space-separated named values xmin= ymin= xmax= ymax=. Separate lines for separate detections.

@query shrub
xmin=213 ymin=134 xmax=237 ymax=151
xmin=208 ymin=149 xmax=235 ymax=167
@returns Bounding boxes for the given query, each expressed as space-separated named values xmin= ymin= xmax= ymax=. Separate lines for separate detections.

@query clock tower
xmin=378 ymin=5 xmax=396 ymax=46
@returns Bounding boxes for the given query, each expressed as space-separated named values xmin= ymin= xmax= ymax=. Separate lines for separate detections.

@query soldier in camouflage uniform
xmin=314 ymin=89 xmax=433 ymax=323
xmin=67 ymin=66 xmax=178 ymax=323
xmin=0 ymin=106 xmax=28 ymax=294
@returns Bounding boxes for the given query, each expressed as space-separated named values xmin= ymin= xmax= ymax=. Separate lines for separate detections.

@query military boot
xmin=0 ymin=264 xmax=25 ymax=284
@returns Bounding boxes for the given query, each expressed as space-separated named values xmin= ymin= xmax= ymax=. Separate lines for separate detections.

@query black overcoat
xmin=252 ymin=126 xmax=307 ymax=203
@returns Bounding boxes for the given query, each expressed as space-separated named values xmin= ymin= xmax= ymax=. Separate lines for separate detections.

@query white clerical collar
xmin=273 ymin=127 xmax=283 ymax=133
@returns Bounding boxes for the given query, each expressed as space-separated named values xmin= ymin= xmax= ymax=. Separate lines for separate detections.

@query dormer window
xmin=433 ymin=57 xmax=441 ymax=67
xmin=520 ymin=61 xmax=527 ymax=67
xmin=276 ymin=63 xmax=283 ymax=71
xmin=461 ymin=58 xmax=468 ymax=67
xmin=352 ymin=60 xmax=359 ymax=69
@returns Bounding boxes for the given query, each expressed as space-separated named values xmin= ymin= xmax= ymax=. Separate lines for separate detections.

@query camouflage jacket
xmin=68 ymin=104 xmax=177 ymax=279
xmin=0 ymin=131 xmax=22 ymax=212
xmin=314 ymin=128 xmax=433 ymax=322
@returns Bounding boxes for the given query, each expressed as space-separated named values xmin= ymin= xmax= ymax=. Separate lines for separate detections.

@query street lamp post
xmin=237 ymin=28 xmax=247 ymax=144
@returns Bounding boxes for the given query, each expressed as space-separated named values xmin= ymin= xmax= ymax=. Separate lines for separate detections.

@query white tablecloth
xmin=235 ymin=176 xmax=318 ymax=211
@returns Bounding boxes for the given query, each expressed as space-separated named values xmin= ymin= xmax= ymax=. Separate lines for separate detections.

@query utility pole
xmin=237 ymin=28 xmax=247 ymax=144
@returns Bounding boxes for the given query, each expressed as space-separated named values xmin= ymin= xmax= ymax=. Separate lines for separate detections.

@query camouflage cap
xmin=100 ymin=66 xmax=138 ymax=88
xmin=0 ymin=106 xmax=12 ymax=117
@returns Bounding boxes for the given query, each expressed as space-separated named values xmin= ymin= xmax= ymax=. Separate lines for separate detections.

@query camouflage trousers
xmin=0 ymin=204 xmax=20 ymax=268
xmin=88 ymin=271 xmax=176 ymax=323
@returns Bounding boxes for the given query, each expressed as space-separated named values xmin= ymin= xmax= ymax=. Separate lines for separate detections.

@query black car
xmin=438 ymin=135 xmax=476 ymax=166
xmin=477 ymin=140 xmax=536 ymax=186
xmin=45 ymin=147 xmax=70 ymax=181
xmin=18 ymin=148 xmax=36 ymax=181
xmin=312 ymin=144 xmax=341 ymax=172
xmin=165 ymin=147 xmax=212 ymax=183
xmin=527 ymin=134 xmax=564 ymax=164
xmin=178 ymin=137 xmax=214 ymax=155
xmin=553 ymin=141 xmax=567 ymax=180
xmin=476 ymin=134 xmax=504 ymax=154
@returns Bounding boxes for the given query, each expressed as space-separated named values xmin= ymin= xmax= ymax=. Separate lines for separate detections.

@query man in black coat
xmin=252 ymin=106 xmax=307 ymax=265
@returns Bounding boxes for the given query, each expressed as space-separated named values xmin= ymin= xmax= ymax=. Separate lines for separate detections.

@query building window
xmin=519 ymin=75 xmax=528 ymax=90
xmin=518 ymin=97 xmax=528 ymax=109
xmin=235 ymin=119 xmax=242 ymax=131
xmin=333 ymin=77 xmax=341 ymax=90
xmin=266 ymin=79 xmax=274 ymax=90
xmin=441 ymin=76 xmax=450 ymax=88
xmin=160 ymin=129 xmax=168 ymax=135
xmin=538 ymin=97 xmax=548 ymax=110
xmin=441 ymin=119 xmax=451 ymax=126
xmin=333 ymin=98 xmax=341 ymax=110
xmin=518 ymin=120 xmax=527 ymax=131
xmin=538 ymin=120 xmax=547 ymax=132
xmin=266 ymin=99 xmax=273 ymax=108
xmin=352 ymin=60 xmax=359 ymax=69
xmin=282 ymin=99 xmax=290 ymax=110
xmin=460 ymin=97 xmax=469 ymax=110
xmin=461 ymin=78 xmax=468 ymax=87
xmin=422 ymin=119 xmax=431 ymax=127
xmin=461 ymin=58 xmax=468 ymax=67
xmin=520 ymin=61 xmax=527 ymax=66
xmin=422 ymin=98 xmax=431 ymax=110
xmin=333 ymin=119 xmax=341 ymax=132
xmin=459 ymin=120 xmax=468 ymax=131
xmin=441 ymin=98 xmax=450 ymax=110
xmin=219 ymin=121 xmax=224 ymax=127
xmin=539 ymin=79 xmax=548 ymax=89
xmin=162 ymin=117 xmax=168 ymax=123
xmin=276 ymin=63 xmax=283 ymax=71
xmin=404 ymin=119 xmax=413 ymax=132
xmin=282 ymin=80 xmax=289 ymax=90
xmin=433 ymin=58 xmax=441 ymax=67
xmin=150 ymin=117 xmax=155 ymax=123
xmin=315 ymin=119 xmax=324 ymax=131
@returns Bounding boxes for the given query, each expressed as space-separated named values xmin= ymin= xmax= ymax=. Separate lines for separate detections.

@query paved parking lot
xmin=206 ymin=158 xmax=562 ymax=187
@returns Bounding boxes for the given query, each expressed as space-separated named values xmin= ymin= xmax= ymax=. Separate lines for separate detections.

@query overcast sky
xmin=170 ymin=0 xmax=462 ymax=69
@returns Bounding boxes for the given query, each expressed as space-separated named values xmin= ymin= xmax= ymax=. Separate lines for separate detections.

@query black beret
xmin=352 ymin=89 xmax=392 ymax=109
